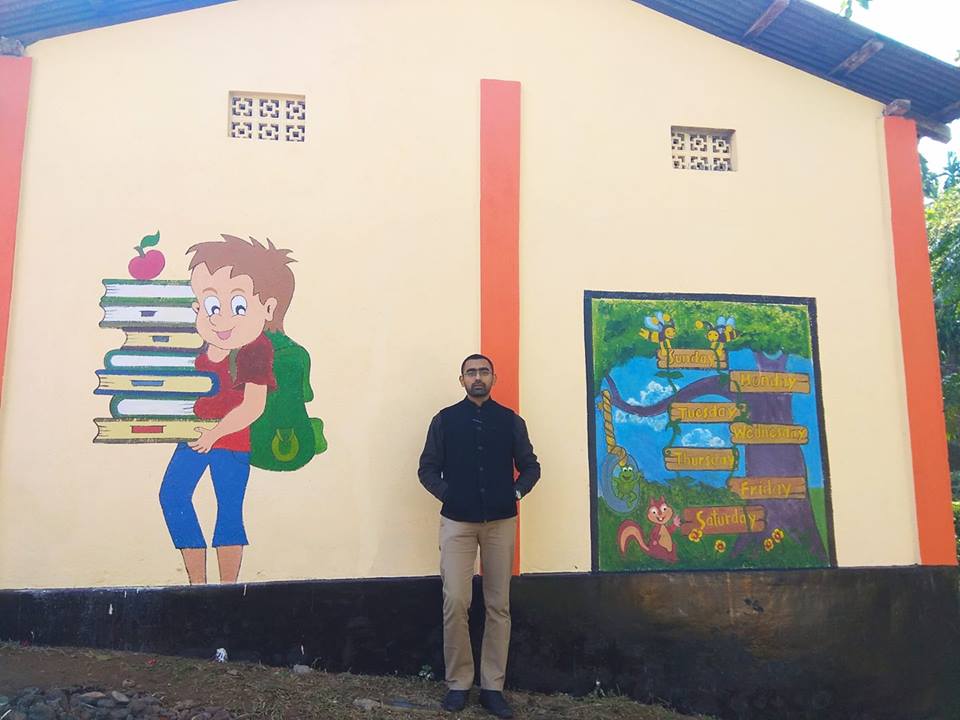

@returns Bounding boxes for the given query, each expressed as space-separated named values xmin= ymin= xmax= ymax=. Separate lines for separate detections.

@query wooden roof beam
xmin=912 ymin=114 xmax=951 ymax=144
xmin=934 ymin=99 xmax=960 ymax=125
xmin=743 ymin=0 xmax=790 ymax=41
xmin=883 ymin=99 xmax=951 ymax=143
xmin=0 ymin=36 xmax=25 ymax=55
xmin=883 ymin=99 xmax=911 ymax=117
xmin=830 ymin=38 xmax=884 ymax=76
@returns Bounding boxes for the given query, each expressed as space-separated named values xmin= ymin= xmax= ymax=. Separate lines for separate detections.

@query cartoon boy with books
xmin=159 ymin=235 xmax=295 ymax=584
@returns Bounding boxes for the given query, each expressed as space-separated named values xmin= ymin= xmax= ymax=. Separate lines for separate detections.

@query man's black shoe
xmin=479 ymin=690 xmax=514 ymax=719
xmin=441 ymin=689 xmax=468 ymax=712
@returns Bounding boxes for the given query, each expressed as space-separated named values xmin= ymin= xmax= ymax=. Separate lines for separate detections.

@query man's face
xmin=190 ymin=263 xmax=275 ymax=351
xmin=459 ymin=358 xmax=496 ymax=399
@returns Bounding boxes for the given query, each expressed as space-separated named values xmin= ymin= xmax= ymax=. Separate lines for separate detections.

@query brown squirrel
xmin=617 ymin=496 xmax=682 ymax=564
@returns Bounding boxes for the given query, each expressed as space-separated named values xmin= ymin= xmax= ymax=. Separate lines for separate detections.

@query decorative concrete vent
xmin=229 ymin=92 xmax=306 ymax=142
xmin=671 ymin=127 xmax=735 ymax=171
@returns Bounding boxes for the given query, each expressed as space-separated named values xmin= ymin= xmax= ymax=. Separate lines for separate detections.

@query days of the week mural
xmin=91 ymin=232 xmax=326 ymax=583
xmin=585 ymin=291 xmax=835 ymax=572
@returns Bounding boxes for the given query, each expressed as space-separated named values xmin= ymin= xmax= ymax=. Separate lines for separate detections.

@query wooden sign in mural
xmin=728 ymin=476 xmax=807 ymax=500
xmin=669 ymin=402 xmax=743 ymax=423
xmin=587 ymin=292 xmax=834 ymax=573
xmin=728 ymin=370 xmax=810 ymax=394
xmin=679 ymin=505 xmax=767 ymax=535
xmin=730 ymin=423 xmax=809 ymax=444
xmin=657 ymin=348 xmax=726 ymax=369
xmin=663 ymin=447 xmax=737 ymax=471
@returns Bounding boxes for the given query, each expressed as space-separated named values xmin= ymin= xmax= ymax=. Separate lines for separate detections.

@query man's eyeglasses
xmin=463 ymin=368 xmax=492 ymax=378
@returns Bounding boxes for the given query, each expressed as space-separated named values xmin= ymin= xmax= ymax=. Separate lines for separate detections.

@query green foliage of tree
xmin=944 ymin=152 xmax=960 ymax=192
xmin=929 ymin=188 xmax=960 ymax=339
xmin=943 ymin=375 xmax=960 ymax=449
xmin=921 ymin=154 xmax=940 ymax=199
xmin=922 ymin=152 xmax=960 ymax=201
xmin=839 ymin=0 xmax=871 ymax=20
xmin=928 ymin=186 xmax=960 ymax=451
xmin=591 ymin=298 xmax=811 ymax=386
xmin=953 ymin=500 xmax=960 ymax=560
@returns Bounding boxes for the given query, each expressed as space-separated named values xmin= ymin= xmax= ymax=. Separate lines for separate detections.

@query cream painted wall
xmin=514 ymin=2 xmax=916 ymax=571
xmin=0 ymin=0 xmax=916 ymax=589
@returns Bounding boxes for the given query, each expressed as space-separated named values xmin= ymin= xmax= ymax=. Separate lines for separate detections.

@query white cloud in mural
xmin=614 ymin=408 xmax=668 ymax=431
xmin=624 ymin=380 xmax=672 ymax=406
xmin=607 ymin=380 xmax=672 ymax=430
xmin=680 ymin=428 xmax=726 ymax=447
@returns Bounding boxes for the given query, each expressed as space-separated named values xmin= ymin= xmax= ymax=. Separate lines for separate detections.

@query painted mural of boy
xmin=159 ymin=235 xmax=295 ymax=584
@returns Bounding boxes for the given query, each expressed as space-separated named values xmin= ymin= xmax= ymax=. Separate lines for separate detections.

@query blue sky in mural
xmin=597 ymin=348 xmax=825 ymax=491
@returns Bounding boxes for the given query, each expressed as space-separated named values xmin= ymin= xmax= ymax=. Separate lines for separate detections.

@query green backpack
xmin=248 ymin=331 xmax=327 ymax=471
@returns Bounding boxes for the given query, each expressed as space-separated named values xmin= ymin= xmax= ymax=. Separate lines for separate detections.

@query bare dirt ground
xmin=0 ymin=643 xmax=715 ymax=720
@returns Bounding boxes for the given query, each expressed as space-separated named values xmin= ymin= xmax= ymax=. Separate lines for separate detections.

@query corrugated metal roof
xmin=1 ymin=0 xmax=958 ymax=129
xmin=633 ymin=0 xmax=960 ymax=125
xmin=0 ymin=0 xmax=232 ymax=46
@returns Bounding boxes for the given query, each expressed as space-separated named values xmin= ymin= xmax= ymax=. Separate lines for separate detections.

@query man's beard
xmin=467 ymin=383 xmax=489 ymax=396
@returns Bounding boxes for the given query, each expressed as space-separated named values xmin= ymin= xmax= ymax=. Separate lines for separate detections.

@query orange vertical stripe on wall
xmin=0 ymin=56 xmax=32 ymax=408
xmin=479 ymin=79 xmax=522 ymax=574
xmin=884 ymin=116 xmax=957 ymax=565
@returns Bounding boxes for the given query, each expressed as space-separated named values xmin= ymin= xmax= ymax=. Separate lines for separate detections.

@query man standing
xmin=418 ymin=354 xmax=541 ymax=719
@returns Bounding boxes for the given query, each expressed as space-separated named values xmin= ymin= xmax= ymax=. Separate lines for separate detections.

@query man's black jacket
xmin=418 ymin=397 xmax=540 ymax=522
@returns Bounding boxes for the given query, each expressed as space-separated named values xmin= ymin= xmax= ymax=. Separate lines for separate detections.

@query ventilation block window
xmin=229 ymin=92 xmax=306 ymax=143
xmin=671 ymin=127 xmax=735 ymax=172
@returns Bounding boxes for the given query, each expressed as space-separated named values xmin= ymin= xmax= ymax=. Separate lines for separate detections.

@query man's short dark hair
xmin=461 ymin=353 xmax=494 ymax=375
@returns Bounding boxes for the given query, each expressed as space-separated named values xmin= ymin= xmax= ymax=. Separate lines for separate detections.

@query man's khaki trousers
xmin=440 ymin=515 xmax=517 ymax=691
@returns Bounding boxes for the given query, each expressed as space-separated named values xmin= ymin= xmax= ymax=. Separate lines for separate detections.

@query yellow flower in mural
xmin=688 ymin=529 xmax=703 ymax=542
xmin=772 ymin=528 xmax=785 ymax=543
xmin=763 ymin=537 xmax=775 ymax=551
xmin=714 ymin=539 xmax=726 ymax=553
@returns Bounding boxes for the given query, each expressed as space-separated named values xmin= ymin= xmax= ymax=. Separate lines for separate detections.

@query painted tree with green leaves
xmin=592 ymin=300 xmax=811 ymax=387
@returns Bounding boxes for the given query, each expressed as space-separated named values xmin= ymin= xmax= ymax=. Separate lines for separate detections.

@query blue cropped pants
xmin=159 ymin=443 xmax=250 ymax=549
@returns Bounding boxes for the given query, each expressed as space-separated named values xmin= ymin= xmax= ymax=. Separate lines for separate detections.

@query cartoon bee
xmin=638 ymin=311 xmax=676 ymax=352
xmin=716 ymin=316 xmax=738 ymax=343
xmin=695 ymin=315 xmax=737 ymax=361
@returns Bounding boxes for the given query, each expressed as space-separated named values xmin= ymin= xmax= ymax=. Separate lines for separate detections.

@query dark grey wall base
xmin=2 ymin=566 xmax=958 ymax=720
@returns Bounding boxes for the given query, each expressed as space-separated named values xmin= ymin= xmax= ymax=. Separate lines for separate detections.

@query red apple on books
xmin=129 ymin=231 xmax=165 ymax=280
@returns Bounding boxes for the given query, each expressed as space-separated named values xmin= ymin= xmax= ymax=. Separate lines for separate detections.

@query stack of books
xmin=93 ymin=279 xmax=217 ymax=443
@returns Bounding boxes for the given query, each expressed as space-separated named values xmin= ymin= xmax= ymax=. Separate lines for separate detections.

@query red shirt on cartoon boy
xmin=193 ymin=333 xmax=276 ymax=452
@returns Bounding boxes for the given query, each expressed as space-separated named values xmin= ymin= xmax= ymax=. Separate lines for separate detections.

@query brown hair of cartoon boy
xmin=186 ymin=235 xmax=295 ymax=333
